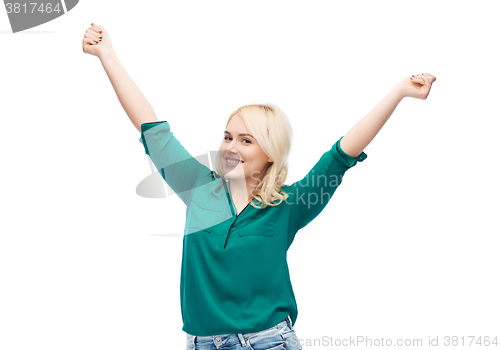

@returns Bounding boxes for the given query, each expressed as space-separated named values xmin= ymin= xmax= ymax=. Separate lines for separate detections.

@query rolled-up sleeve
xmin=289 ymin=135 xmax=367 ymax=232
xmin=139 ymin=121 xmax=211 ymax=205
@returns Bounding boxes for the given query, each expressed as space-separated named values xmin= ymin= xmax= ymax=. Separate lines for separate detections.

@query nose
xmin=225 ymin=139 xmax=240 ymax=158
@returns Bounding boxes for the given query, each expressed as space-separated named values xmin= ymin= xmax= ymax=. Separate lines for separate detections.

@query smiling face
xmin=219 ymin=113 xmax=273 ymax=184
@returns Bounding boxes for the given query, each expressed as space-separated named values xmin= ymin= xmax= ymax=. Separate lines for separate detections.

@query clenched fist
xmin=82 ymin=23 xmax=113 ymax=58
xmin=397 ymin=72 xmax=437 ymax=100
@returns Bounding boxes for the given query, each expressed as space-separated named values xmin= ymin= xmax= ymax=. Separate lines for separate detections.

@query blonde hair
xmin=214 ymin=104 xmax=292 ymax=209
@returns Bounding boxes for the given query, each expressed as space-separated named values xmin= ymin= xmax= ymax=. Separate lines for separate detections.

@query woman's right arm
xmin=82 ymin=23 xmax=157 ymax=132
xmin=100 ymin=51 xmax=158 ymax=131
xmin=82 ymin=24 xmax=212 ymax=205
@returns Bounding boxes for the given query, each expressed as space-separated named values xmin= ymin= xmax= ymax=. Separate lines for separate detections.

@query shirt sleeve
xmin=289 ymin=135 xmax=368 ymax=231
xmin=138 ymin=121 xmax=212 ymax=206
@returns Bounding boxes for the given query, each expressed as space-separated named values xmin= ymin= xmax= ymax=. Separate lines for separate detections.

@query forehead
xmin=226 ymin=113 xmax=247 ymax=131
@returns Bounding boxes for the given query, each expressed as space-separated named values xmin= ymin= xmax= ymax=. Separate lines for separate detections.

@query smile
xmin=225 ymin=158 xmax=244 ymax=166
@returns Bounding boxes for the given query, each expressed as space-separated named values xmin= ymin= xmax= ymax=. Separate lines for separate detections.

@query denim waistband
xmin=188 ymin=315 xmax=293 ymax=348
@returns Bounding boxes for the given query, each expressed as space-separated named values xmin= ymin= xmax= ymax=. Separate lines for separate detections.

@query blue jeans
xmin=185 ymin=315 xmax=302 ymax=350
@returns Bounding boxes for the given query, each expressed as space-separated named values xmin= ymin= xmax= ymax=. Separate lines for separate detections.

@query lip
xmin=225 ymin=157 xmax=244 ymax=167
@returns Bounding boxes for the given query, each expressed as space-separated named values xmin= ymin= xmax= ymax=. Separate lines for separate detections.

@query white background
xmin=1 ymin=1 xmax=499 ymax=349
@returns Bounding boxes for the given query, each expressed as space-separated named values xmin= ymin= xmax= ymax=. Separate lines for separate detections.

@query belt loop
xmin=285 ymin=315 xmax=294 ymax=330
xmin=237 ymin=333 xmax=247 ymax=347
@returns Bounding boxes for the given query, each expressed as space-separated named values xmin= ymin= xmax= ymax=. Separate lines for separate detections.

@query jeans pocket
xmin=282 ymin=330 xmax=302 ymax=350
xmin=250 ymin=344 xmax=287 ymax=350
xmin=247 ymin=328 xmax=286 ymax=350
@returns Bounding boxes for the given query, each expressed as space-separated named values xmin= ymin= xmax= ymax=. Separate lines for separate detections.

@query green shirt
xmin=139 ymin=121 xmax=367 ymax=336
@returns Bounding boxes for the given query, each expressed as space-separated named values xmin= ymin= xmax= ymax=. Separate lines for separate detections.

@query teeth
xmin=227 ymin=159 xmax=242 ymax=164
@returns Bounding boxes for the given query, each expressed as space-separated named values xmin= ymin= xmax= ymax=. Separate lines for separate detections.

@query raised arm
xmin=82 ymin=23 xmax=157 ymax=131
xmin=340 ymin=72 xmax=437 ymax=158
xmin=83 ymin=23 xmax=211 ymax=205
xmin=287 ymin=72 xmax=436 ymax=241
xmin=138 ymin=121 xmax=213 ymax=205
xmin=288 ymin=136 xmax=368 ymax=235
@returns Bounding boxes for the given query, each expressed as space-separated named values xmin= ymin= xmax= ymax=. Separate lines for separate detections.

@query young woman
xmin=83 ymin=23 xmax=436 ymax=350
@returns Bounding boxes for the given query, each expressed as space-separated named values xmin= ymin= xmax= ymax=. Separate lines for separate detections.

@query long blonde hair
xmin=214 ymin=104 xmax=292 ymax=209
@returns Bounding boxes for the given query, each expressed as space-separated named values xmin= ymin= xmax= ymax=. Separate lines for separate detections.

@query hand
xmin=82 ymin=23 xmax=113 ymax=58
xmin=397 ymin=72 xmax=437 ymax=100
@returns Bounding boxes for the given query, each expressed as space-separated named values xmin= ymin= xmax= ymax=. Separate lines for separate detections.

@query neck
xmin=228 ymin=177 xmax=259 ymax=204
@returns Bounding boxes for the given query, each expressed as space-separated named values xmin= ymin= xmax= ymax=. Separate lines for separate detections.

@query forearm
xmin=99 ymin=50 xmax=158 ymax=132
xmin=340 ymin=85 xmax=404 ymax=158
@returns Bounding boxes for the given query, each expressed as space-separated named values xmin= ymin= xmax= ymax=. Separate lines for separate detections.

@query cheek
xmin=218 ymin=145 xmax=227 ymax=156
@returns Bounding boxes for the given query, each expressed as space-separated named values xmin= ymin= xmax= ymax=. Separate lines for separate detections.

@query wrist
xmin=98 ymin=48 xmax=117 ymax=63
xmin=392 ymin=83 xmax=407 ymax=101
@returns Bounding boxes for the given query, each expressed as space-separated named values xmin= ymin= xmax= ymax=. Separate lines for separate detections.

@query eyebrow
xmin=224 ymin=131 xmax=255 ymax=139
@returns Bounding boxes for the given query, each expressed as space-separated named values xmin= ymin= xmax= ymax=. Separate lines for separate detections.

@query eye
xmin=224 ymin=136 xmax=251 ymax=144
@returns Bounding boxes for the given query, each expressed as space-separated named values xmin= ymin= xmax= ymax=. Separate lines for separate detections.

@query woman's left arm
xmin=340 ymin=72 xmax=437 ymax=158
